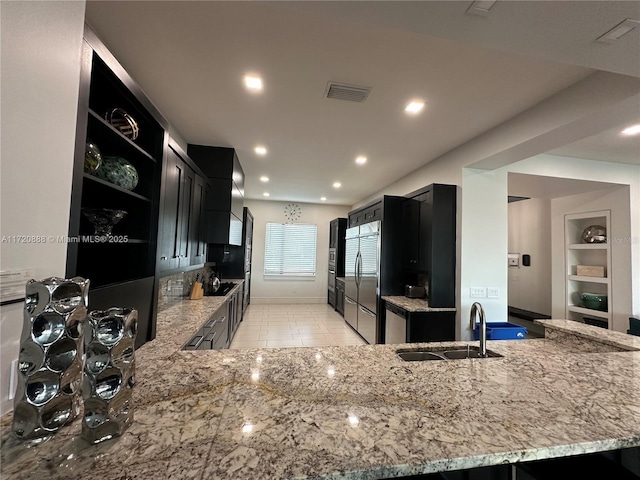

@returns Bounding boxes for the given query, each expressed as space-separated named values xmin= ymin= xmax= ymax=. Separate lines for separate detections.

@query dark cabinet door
xmin=157 ymin=147 xmax=183 ymax=272
xmin=329 ymin=220 xmax=337 ymax=248
xmin=402 ymin=199 xmax=420 ymax=268
xmin=428 ymin=185 xmax=456 ymax=307
xmin=418 ymin=198 xmax=432 ymax=273
xmin=187 ymin=144 xmax=245 ymax=247
xmin=190 ymin=174 xmax=207 ymax=265
xmin=329 ymin=218 xmax=345 ymax=249
xmin=177 ymin=164 xmax=194 ymax=267
xmin=158 ymin=144 xmax=207 ymax=271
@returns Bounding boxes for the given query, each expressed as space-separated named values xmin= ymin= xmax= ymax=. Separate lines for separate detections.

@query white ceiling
xmin=547 ymin=123 xmax=640 ymax=165
xmin=84 ymin=1 xmax=640 ymax=206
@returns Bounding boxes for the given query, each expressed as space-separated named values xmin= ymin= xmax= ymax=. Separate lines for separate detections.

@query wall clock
xmin=284 ymin=203 xmax=301 ymax=222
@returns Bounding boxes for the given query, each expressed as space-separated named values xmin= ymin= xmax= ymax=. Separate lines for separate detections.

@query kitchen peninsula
xmin=2 ymin=303 xmax=640 ymax=479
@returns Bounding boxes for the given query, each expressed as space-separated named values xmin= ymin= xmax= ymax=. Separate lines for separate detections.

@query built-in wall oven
xmin=328 ymin=248 xmax=337 ymax=307
xmin=328 ymin=218 xmax=347 ymax=310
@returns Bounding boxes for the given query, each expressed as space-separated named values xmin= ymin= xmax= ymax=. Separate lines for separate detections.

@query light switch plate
xmin=487 ymin=287 xmax=499 ymax=298
xmin=470 ymin=287 xmax=487 ymax=298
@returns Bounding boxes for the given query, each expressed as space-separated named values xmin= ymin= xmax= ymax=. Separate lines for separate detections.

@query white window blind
xmin=264 ymin=223 xmax=317 ymax=276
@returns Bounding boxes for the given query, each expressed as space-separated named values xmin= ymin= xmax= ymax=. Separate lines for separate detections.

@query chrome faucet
xmin=470 ymin=302 xmax=487 ymax=357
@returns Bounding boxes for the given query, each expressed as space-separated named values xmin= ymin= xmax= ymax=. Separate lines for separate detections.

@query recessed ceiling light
xmin=355 ymin=156 xmax=367 ymax=165
xmin=254 ymin=146 xmax=267 ymax=155
xmin=263 ymin=192 xmax=270 ymax=197
xmin=466 ymin=0 xmax=498 ymax=17
xmin=333 ymin=182 xmax=341 ymax=188
xmin=320 ymin=197 xmax=327 ymax=201
xmin=244 ymin=75 xmax=263 ymax=91
xmin=621 ymin=124 xmax=640 ymax=136
xmin=597 ymin=19 xmax=640 ymax=43
xmin=260 ymin=176 xmax=269 ymax=182
xmin=405 ymin=101 xmax=425 ymax=114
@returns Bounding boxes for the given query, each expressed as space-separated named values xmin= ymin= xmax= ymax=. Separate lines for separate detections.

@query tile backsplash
xmin=157 ymin=266 xmax=214 ymax=312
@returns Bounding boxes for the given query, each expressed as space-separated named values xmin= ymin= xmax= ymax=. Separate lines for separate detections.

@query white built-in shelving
xmin=564 ymin=210 xmax=612 ymax=328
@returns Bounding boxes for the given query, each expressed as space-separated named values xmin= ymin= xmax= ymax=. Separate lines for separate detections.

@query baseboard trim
xmin=251 ymin=297 xmax=327 ymax=305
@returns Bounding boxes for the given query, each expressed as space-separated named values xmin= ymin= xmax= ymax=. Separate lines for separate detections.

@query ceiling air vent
xmin=325 ymin=82 xmax=371 ymax=103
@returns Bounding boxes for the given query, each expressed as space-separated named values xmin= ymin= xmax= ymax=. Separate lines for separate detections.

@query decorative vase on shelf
xmin=81 ymin=208 xmax=128 ymax=236
xmin=12 ymin=277 xmax=89 ymax=444
xmin=84 ymin=139 xmax=102 ymax=173
xmin=105 ymin=107 xmax=139 ymax=140
xmin=92 ymin=156 xmax=139 ymax=191
xmin=82 ymin=307 xmax=137 ymax=444
xmin=581 ymin=225 xmax=606 ymax=244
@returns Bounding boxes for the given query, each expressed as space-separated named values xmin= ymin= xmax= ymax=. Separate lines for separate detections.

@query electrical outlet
xmin=470 ymin=287 xmax=486 ymax=298
xmin=487 ymin=287 xmax=499 ymax=298
xmin=8 ymin=359 xmax=17 ymax=400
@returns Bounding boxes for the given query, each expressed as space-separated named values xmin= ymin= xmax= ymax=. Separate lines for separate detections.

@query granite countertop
xmin=383 ymin=296 xmax=457 ymax=313
xmin=2 ymin=301 xmax=640 ymax=479
xmin=537 ymin=319 xmax=640 ymax=352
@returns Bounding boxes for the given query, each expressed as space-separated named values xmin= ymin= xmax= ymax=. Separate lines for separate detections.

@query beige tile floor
xmin=229 ymin=303 xmax=366 ymax=349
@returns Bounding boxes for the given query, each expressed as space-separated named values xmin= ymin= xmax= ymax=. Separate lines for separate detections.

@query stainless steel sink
xmin=397 ymin=351 xmax=447 ymax=361
xmin=397 ymin=346 xmax=502 ymax=362
xmin=441 ymin=347 xmax=502 ymax=359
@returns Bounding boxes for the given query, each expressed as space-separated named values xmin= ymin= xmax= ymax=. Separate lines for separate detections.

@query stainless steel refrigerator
xmin=344 ymin=221 xmax=380 ymax=344
xmin=242 ymin=208 xmax=253 ymax=312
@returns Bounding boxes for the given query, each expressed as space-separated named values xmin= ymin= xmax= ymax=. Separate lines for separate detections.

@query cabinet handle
xmin=359 ymin=306 xmax=376 ymax=317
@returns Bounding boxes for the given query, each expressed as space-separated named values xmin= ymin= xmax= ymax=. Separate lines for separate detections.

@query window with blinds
xmin=264 ymin=223 xmax=317 ymax=276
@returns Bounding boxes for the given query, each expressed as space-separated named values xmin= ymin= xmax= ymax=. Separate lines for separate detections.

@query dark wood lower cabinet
xmin=515 ymin=451 xmax=640 ymax=480
xmin=328 ymin=290 xmax=336 ymax=308
xmin=378 ymin=449 xmax=640 ymax=479
xmin=384 ymin=301 xmax=455 ymax=344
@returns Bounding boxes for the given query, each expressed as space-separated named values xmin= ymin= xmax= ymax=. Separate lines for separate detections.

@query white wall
xmin=244 ymin=199 xmax=350 ymax=304
xmin=460 ymin=168 xmax=509 ymax=337
xmin=0 ymin=1 xmax=86 ymax=415
xmin=508 ymin=197 xmax=552 ymax=316
xmin=550 ymin=185 xmax=634 ymax=333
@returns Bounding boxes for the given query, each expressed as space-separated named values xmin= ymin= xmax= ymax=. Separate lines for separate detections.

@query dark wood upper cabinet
xmin=404 ymin=184 xmax=457 ymax=307
xmin=186 ymin=144 xmax=245 ymax=246
xmin=157 ymin=142 xmax=208 ymax=272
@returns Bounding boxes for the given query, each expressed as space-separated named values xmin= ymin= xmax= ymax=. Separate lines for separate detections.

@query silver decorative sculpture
xmin=82 ymin=307 xmax=137 ymax=444
xmin=12 ymin=277 xmax=89 ymax=444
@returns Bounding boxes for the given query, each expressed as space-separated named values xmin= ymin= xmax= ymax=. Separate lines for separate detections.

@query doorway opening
xmin=507 ymin=173 xmax=627 ymax=337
